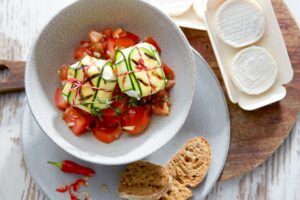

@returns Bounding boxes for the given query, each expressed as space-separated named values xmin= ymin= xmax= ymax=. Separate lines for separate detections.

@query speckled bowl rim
xmin=25 ymin=0 xmax=196 ymax=165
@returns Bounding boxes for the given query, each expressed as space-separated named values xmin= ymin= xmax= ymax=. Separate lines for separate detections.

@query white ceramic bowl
xmin=25 ymin=0 xmax=195 ymax=165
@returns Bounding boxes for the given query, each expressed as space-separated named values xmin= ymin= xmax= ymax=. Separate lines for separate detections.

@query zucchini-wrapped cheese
xmin=114 ymin=43 xmax=167 ymax=99
xmin=62 ymin=55 xmax=117 ymax=113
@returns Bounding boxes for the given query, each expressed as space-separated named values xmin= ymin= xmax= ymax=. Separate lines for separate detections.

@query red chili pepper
xmin=71 ymin=178 xmax=87 ymax=192
xmin=56 ymin=185 xmax=69 ymax=193
xmin=69 ymin=188 xmax=80 ymax=200
xmin=55 ymin=178 xmax=88 ymax=200
xmin=48 ymin=160 xmax=96 ymax=177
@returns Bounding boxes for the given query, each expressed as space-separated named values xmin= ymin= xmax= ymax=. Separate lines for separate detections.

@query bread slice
xmin=166 ymin=137 xmax=211 ymax=187
xmin=159 ymin=179 xmax=192 ymax=200
xmin=118 ymin=161 xmax=171 ymax=200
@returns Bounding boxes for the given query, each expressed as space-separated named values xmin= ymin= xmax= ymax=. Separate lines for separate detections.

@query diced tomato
xmin=121 ymin=106 xmax=151 ymax=135
xmin=74 ymin=47 xmax=90 ymax=60
xmin=115 ymin=37 xmax=136 ymax=48
xmin=152 ymin=102 xmax=170 ymax=116
xmin=166 ymin=79 xmax=175 ymax=90
xmin=107 ymin=38 xmax=116 ymax=59
xmin=91 ymin=42 xmax=104 ymax=54
xmin=92 ymin=126 xmax=122 ymax=144
xmin=126 ymin=32 xmax=140 ymax=44
xmin=55 ymin=88 xmax=69 ymax=110
xmin=111 ymin=97 xmax=127 ymax=113
xmin=59 ymin=64 xmax=69 ymax=81
xmin=151 ymin=90 xmax=171 ymax=116
xmin=112 ymin=28 xmax=124 ymax=39
xmin=112 ymin=100 xmax=125 ymax=111
xmin=80 ymin=40 xmax=90 ymax=47
xmin=63 ymin=107 xmax=92 ymax=136
xmin=102 ymin=40 xmax=108 ymax=51
xmin=102 ymin=108 xmax=119 ymax=127
xmin=144 ymin=37 xmax=161 ymax=53
xmin=102 ymin=28 xmax=113 ymax=38
xmin=88 ymin=30 xmax=103 ymax=43
xmin=162 ymin=63 xmax=175 ymax=80
xmin=119 ymin=31 xmax=127 ymax=38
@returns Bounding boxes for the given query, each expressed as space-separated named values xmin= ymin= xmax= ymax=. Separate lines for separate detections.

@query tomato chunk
xmin=121 ymin=106 xmax=151 ymax=135
xmin=107 ymin=38 xmax=116 ymax=59
xmin=74 ymin=47 xmax=91 ymax=60
xmin=102 ymin=108 xmax=120 ymax=127
xmin=144 ymin=37 xmax=161 ymax=53
xmin=126 ymin=32 xmax=140 ymax=44
xmin=88 ymin=30 xmax=103 ymax=43
xmin=92 ymin=126 xmax=122 ymax=144
xmin=115 ymin=37 xmax=136 ymax=48
xmin=162 ymin=63 xmax=175 ymax=80
xmin=55 ymin=88 xmax=69 ymax=110
xmin=59 ymin=64 xmax=69 ymax=81
xmin=102 ymin=28 xmax=113 ymax=38
xmin=63 ymin=107 xmax=92 ymax=136
xmin=91 ymin=42 xmax=104 ymax=54
xmin=112 ymin=28 xmax=124 ymax=39
xmin=111 ymin=98 xmax=126 ymax=113
xmin=151 ymin=90 xmax=171 ymax=116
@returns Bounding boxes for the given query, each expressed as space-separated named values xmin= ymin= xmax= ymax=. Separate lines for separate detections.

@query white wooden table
xmin=0 ymin=0 xmax=299 ymax=199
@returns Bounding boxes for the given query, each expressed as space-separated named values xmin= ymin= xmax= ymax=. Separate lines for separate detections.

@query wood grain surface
xmin=184 ymin=0 xmax=300 ymax=180
xmin=0 ymin=0 xmax=300 ymax=199
xmin=0 ymin=60 xmax=25 ymax=93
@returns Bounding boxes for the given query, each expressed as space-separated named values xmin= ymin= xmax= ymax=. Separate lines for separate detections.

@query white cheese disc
xmin=147 ymin=0 xmax=193 ymax=17
xmin=230 ymin=46 xmax=278 ymax=95
xmin=193 ymin=0 xmax=207 ymax=20
xmin=215 ymin=0 xmax=265 ymax=48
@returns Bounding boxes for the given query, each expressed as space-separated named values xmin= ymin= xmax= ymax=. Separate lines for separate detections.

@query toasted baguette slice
xmin=166 ymin=137 xmax=211 ymax=187
xmin=159 ymin=179 xmax=192 ymax=200
xmin=119 ymin=161 xmax=171 ymax=200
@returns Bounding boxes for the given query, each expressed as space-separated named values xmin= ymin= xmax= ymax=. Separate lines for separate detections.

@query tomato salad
xmin=55 ymin=28 xmax=175 ymax=144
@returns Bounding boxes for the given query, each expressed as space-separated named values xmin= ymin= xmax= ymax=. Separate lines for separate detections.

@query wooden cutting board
xmin=0 ymin=0 xmax=299 ymax=181
xmin=183 ymin=0 xmax=300 ymax=181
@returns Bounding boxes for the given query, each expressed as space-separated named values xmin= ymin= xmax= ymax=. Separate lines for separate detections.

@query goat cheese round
xmin=147 ymin=0 xmax=193 ymax=17
xmin=230 ymin=46 xmax=278 ymax=95
xmin=216 ymin=0 xmax=265 ymax=48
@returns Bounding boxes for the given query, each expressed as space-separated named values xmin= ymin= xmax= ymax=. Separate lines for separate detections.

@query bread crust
xmin=166 ymin=137 xmax=211 ymax=187
xmin=159 ymin=178 xmax=193 ymax=200
xmin=119 ymin=161 xmax=171 ymax=200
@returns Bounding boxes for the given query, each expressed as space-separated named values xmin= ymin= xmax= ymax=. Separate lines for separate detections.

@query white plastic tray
xmin=204 ymin=0 xmax=294 ymax=110
xmin=143 ymin=0 xmax=207 ymax=30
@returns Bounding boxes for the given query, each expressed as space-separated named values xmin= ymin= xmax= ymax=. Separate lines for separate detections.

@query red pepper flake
xmin=56 ymin=178 xmax=88 ymax=200
xmin=71 ymin=178 xmax=87 ymax=192
xmin=56 ymin=185 xmax=69 ymax=193
xmin=69 ymin=191 xmax=80 ymax=200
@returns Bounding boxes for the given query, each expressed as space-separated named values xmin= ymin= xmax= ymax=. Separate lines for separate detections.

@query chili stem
xmin=47 ymin=161 xmax=63 ymax=169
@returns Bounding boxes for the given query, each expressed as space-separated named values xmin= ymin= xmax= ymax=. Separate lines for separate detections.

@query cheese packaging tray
xmin=143 ymin=0 xmax=207 ymax=31
xmin=205 ymin=0 xmax=294 ymax=110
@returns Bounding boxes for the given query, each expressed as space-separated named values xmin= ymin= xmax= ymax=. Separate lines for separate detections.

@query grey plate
xmin=22 ymin=49 xmax=230 ymax=200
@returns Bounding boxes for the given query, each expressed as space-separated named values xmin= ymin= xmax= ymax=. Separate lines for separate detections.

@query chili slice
xmin=56 ymin=185 xmax=69 ymax=193
xmin=55 ymin=178 xmax=88 ymax=200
